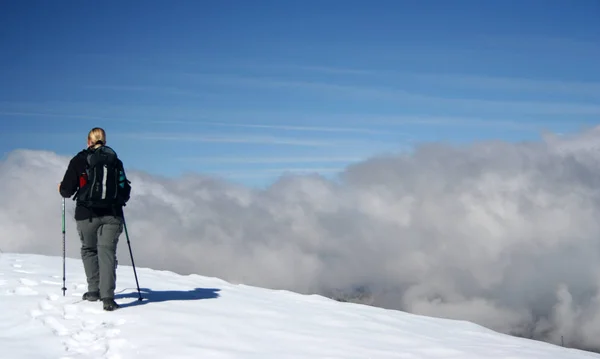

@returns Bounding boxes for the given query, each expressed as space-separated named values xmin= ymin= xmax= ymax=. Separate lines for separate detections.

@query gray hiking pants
xmin=76 ymin=215 xmax=123 ymax=299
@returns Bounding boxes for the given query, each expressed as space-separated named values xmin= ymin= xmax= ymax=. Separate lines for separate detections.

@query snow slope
xmin=1 ymin=253 xmax=599 ymax=359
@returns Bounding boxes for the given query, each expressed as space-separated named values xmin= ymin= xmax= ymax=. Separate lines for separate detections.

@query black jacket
xmin=59 ymin=148 xmax=124 ymax=221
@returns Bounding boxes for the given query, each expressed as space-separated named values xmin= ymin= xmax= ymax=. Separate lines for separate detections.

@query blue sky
xmin=1 ymin=0 xmax=599 ymax=187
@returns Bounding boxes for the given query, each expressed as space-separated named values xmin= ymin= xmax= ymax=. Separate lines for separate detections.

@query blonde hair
xmin=88 ymin=127 xmax=106 ymax=149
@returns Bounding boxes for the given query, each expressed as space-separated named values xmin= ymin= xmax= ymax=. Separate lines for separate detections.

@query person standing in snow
xmin=58 ymin=127 xmax=131 ymax=311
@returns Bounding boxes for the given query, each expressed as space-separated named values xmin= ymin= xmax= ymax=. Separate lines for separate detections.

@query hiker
xmin=58 ymin=127 xmax=131 ymax=311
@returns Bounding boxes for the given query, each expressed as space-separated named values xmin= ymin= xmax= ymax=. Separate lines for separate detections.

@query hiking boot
xmin=82 ymin=291 xmax=100 ymax=302
xmin=102 ymin=298 xmax=120 ymax=311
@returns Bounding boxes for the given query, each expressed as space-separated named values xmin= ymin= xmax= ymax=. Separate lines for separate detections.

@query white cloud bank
xmin=3 ymin=126 xmax=600 ymax=352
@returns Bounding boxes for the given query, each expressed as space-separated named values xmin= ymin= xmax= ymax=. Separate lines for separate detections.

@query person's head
xmin=87 ymin=127 xmax=106 ymax=149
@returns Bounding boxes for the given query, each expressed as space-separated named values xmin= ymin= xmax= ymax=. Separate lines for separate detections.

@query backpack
xmin=74 ymin=145 xmax=131 ymax=209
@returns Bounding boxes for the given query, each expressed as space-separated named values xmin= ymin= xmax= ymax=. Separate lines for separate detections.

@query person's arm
xmin=59 ymin=157 xmax=80 ymax=198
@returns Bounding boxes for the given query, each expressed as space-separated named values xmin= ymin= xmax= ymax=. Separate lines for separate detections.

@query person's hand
xmin=58 ymin=182 xmax=61 ymax=193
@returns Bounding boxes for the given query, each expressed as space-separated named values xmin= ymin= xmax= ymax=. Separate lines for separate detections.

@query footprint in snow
xmin=5 ymin=278 xmax=41 ymax=296
xmin=30 ymin=309 xmax=44 ymax=319
xmin=13 ymin=269 xmax=35 ymax=274
xmin=39 ymin=299 xmax=57 ymax=311
xmin=20 ymin=278 xmax=39 ymax=286
xmin=42 ymin=316 xmax=70 ymax=336
xmin=63 ymin=304 xmax=79 ymax=320
xmin=30 ymin=283 xmax=131 ymax=359
xmin=63 ymin=316 xmax=129 ymax=357
xmin=6 ymin=286 xmax=39 ymax=296
xmin=41 ymin=280 xmax=63 ymax=286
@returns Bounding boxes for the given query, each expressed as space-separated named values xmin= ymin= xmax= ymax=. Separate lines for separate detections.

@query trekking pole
xmin=61 ymin=198 xmax=67 ymax=296
xmin=123 ymin=214 xmax=143 ymax=301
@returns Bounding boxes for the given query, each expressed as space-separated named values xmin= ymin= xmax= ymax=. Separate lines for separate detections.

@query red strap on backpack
xmin=79 ymin=172 xmax=88 ymax=188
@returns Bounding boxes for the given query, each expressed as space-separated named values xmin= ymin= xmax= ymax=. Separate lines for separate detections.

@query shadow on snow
xmin=114 ymin=287 xmax=221 ymax=308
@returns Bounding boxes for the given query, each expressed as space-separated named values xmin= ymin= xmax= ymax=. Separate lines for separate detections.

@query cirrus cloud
xmin=2 ymin=126 xmax=600 ymax=352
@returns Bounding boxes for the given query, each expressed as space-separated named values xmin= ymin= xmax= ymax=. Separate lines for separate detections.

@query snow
xmin=1 ymin=253 xmax=599 ymax=359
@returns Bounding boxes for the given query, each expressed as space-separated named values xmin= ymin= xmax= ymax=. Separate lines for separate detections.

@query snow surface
xmin=1 ymin=253 xmax=599 ymax=359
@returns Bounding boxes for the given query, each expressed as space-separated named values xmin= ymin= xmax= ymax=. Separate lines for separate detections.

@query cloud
xmin=414 ymin=73 xmax=600 ymax=99
xmin=114 ymin=132 xmax=341 ymax=147
xmin=83 ymin=85 xmax=213 ymax=99
xmin=361 ymin=114 xmax=546 ymax=130
xmin=190 ymin=121 xmax=390 ymax=135
xmin=252 ymin=63 xmax=600 ymax=100
xmin=176 ymin=156 xmax=364 ymax=164
xmin=252 ymin=64 xmax=374 ymax=75
xmin=0 ymin=111 xmax=109 ymax=121
xmin=187 ymin=73 xmax=600 ymax=115
xmin=0 ymin=102 xmax=585 ymax=134
xmin=198 ymin=167 xmax=344 ymax=180
xmin=266 ymin=63 xmax=600 ymax=99
xmin=4 ymin=127 xmax=600 ymax=352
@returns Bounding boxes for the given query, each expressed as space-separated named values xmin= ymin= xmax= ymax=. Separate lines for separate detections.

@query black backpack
xmin=75 ymin=145 xmax=131 ymax=209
